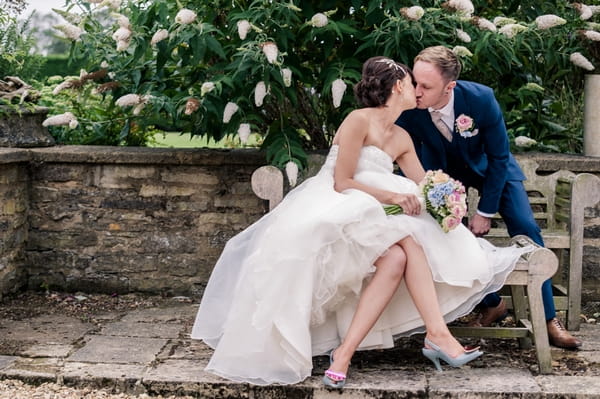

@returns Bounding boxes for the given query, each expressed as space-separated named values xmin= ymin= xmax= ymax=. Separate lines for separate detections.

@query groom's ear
xmin=446 ymin=80 xmax=457 ymax=92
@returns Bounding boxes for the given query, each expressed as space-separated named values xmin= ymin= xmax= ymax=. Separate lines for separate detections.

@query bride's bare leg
xmin=328 ymin=244 xmax=407 ymax=376
xmin=399 ymin=236 xmax=466 ymax=358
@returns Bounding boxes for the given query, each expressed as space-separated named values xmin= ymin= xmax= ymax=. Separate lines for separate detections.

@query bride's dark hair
xmin=354 ymin=56 xmax=413 ymax=108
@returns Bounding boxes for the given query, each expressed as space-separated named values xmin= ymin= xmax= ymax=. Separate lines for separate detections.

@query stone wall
xmin=24 ymin=146 xmax=267 ymax=298
xmin=0 ymin=151 xmax=30 ymax=299
xmin=0 ymin=146 xmax=598 ymax=303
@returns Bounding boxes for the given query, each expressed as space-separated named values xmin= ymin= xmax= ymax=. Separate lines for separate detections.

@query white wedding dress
xmin=191 ymin=144 xmax=530 ymax=385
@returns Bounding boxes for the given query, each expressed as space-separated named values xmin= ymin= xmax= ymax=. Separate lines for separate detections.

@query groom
xmin=395 ymin=45 xmax=581 ymax=349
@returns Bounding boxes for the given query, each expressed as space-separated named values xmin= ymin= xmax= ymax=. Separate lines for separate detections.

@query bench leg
xmin=510 ymin=285 xmax=532 ymax=349
xmin=528 ymin=278 xmax=552 ymax=374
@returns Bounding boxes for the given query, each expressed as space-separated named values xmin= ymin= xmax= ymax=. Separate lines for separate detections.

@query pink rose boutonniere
xmin=455 ymin=114 xmax=478 ymax=138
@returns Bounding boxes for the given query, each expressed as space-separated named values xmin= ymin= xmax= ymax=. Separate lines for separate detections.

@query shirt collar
xmin=428 ymin=91 xmax=454 ymax=118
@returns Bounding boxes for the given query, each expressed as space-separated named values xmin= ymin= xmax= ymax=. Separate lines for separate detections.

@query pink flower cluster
xmin=420 ymin=170 xmax=467 ymax=232
xmin=383 ymin=170 xmax=467 ymax=233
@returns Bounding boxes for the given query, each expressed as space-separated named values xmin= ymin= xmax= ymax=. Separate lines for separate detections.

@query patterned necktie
xmin=431 ymin=111 xmax=453 ymax=142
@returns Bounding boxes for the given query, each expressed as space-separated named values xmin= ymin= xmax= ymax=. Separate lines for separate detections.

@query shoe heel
xmin=422 ymin=348 xmax=443 ymax=372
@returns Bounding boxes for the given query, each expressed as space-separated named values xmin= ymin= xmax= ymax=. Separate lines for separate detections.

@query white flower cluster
xmin=310 ymin=13 xmax=328 ymax=28
xmin=535 ymin=14 xmax=566 ymax=30
xmin=201 ymin=82 xmax=215 ymax=96
xmin=175 ymin=9 xmax=197 ymax=24
xmin=515 ymin=136 xmax=537 ymax=148
xmin=456 ymin=28 xmax=471 ymax=43
xmin=452 ymin=45 xmax=473 ymax=57
xmin=493 ymin=17 xmax=516 ymax=27
xmin=52 ymin=80 xmax=76 ymax=95
xmin=237 ymin=20 xmax=252 ymax=40
xmin=254 ymin=81 xmax=268 ymax=107
xmin=261 ymin=42 xmax=279 ymax=64
xmin=472 ymin=17 xmax=496 ymax=32
xmin=285 ymin=161 xmax=299 ymax=187
xmin=112 ymin=14 xmax=132 ymax=52
xmin=42 ymin=112 xmax=78 ymax=129
xmin=151 ymin=29 xmax=169 ymax=46
xmin=281 ymin=68 xmax=292 ymax=87
xmin=499 ymin=23 xmax=528 ymax=38
xmin=237 ymin=123 xmax=251 ymax=143
xmin=401 ymin=6 xmax=425 ymax=21
xmin=570 ymin=52 xmax=595 ymax=71
xmin=55 ymin=22 xmax=84 ymax=41
xmin=574 ymin=3 xmax=593 ymax=20
xmin=115 ymin=93 xmax=152 ymax=115
xmin=223 ymin=102 xmax=239 ymax=123
xmin=446 ymin=0 xmax=474 ymax=17
xmin=331 ymin=78 xmax=347 ymax=108
xmin=583 ymin=30 xmax=600 ymax=41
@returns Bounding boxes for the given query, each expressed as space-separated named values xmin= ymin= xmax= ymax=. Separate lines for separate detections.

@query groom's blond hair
xmin=414 ymin=46 xmax=461 ymax=82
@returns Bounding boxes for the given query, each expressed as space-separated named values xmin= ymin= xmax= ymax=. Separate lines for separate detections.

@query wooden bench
xmin=250 ymin=164 xmax=563 ymax=374
xmin=449 ymin=235 xmax=557 ymax=374
xmin=466 ymin=159 xmax=600 ymax=331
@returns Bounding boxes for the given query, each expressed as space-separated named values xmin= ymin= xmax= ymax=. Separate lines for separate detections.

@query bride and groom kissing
xmin=190 ymin=45 xmax=581 ymax=389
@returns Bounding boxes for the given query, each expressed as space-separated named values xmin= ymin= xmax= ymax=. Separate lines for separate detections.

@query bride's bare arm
xmin=333 ymin=113 xmax=421 ymax=215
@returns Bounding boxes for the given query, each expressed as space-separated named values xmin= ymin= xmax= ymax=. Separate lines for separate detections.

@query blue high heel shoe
xmin=322 ymin=348 xmax=346 ymax=389
xmin=421 ymin=338 xmax=483 ymax=372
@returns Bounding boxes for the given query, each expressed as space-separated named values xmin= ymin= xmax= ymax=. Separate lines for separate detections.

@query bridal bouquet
xmin=384 ymin=170 xmax=467 ymax=232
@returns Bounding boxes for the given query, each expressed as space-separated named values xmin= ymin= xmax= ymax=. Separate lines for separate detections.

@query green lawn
xmin=150 ymin=132 xmax=261 ymax=148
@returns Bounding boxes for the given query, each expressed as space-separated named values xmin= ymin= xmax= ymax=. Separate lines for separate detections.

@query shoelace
xmin=551 ymin=318 xmax=566 ymax=331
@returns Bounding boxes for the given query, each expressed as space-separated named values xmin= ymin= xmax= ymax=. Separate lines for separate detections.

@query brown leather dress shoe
xmin=547 ymin=318 xmax=582 ymax=349
xmin=468 ymin=299 xmax=508 ymax=327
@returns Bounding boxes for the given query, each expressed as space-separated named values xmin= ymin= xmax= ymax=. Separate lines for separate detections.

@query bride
xmin=191 ymin=56 xmax=530 ymax=388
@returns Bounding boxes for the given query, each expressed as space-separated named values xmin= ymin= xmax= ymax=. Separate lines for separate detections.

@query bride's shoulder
xmin=340 ymin=109 xmax=370 ymax=128
xmin=346 ymin=108 xmax=370 ymax=120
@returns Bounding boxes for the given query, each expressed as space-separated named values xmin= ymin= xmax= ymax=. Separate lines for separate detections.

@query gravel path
xmin=0 ymin=379 xmax=194 ymax=399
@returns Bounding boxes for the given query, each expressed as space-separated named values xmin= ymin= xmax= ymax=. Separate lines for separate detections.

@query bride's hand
xmin=392 ymin=193 xmax=421 ymax=216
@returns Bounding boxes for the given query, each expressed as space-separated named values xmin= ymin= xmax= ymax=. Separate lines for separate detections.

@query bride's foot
xmin=323 ymin=346 xmax=352 ymax=389
xmin=422 ymin=337 xmax=483 ymax=372
xmin=424 ymin=333 xmax=479 ymax=358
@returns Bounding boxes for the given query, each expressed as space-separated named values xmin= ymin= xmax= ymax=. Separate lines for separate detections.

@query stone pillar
xmin=584 ymin=74 xmax=600 ymax=157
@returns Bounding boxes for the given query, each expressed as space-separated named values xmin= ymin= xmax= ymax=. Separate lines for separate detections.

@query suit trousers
xmin=478 ymin=180 xmax=556 ymax=321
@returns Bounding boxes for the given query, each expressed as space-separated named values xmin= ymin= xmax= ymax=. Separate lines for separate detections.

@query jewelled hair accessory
xmin=376 ymin=58 xmax=405 ymax=74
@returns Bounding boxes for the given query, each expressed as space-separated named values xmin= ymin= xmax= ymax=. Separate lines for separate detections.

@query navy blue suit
xmin=396 ymin=80 xmax=556 ymax=320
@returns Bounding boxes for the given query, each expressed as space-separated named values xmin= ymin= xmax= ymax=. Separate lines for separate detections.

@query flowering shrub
xmin=384 ymin=170 xmax=467 ymax=233
xmin=45 ymin=0 xmax=599 ymax=167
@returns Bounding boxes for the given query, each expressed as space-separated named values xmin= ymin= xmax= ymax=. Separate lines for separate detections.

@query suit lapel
xmin=452 ymin=84 xmax=470 ymax=157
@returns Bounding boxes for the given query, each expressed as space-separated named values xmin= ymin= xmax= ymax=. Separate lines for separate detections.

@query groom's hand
xmin=468 ymin=214 xmax=491 ymax=237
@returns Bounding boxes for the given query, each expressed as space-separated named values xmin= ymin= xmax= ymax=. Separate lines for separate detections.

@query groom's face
xmin=413 ymin=61 xmax=454 ymax=110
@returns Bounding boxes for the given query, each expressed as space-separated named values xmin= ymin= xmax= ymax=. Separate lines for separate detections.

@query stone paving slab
xmin=120 ymin=305 xmax=196 ymax=323
xmin=427 ymin=367 xmax=542 ymax=398
xmin=99 ymin=321 xmax=184 ymax=339
xmin=22 ymin=343 xmax=73 ymax=358
xmin=0 ymin=357 xmax=61 ymax=380
xmin=536 ymin=375 xmax=600 ymax=398
xmin=67 ymin=335 xmax=167 ymax=364
xmin=63 ymin=361 xmax=147 ymax=381
xmin=0 ymin=314 xmax=95 ymax=344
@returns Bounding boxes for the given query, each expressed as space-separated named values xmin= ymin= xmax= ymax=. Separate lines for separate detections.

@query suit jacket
xmin=396 ymin=80 xmax=524 ymax=215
